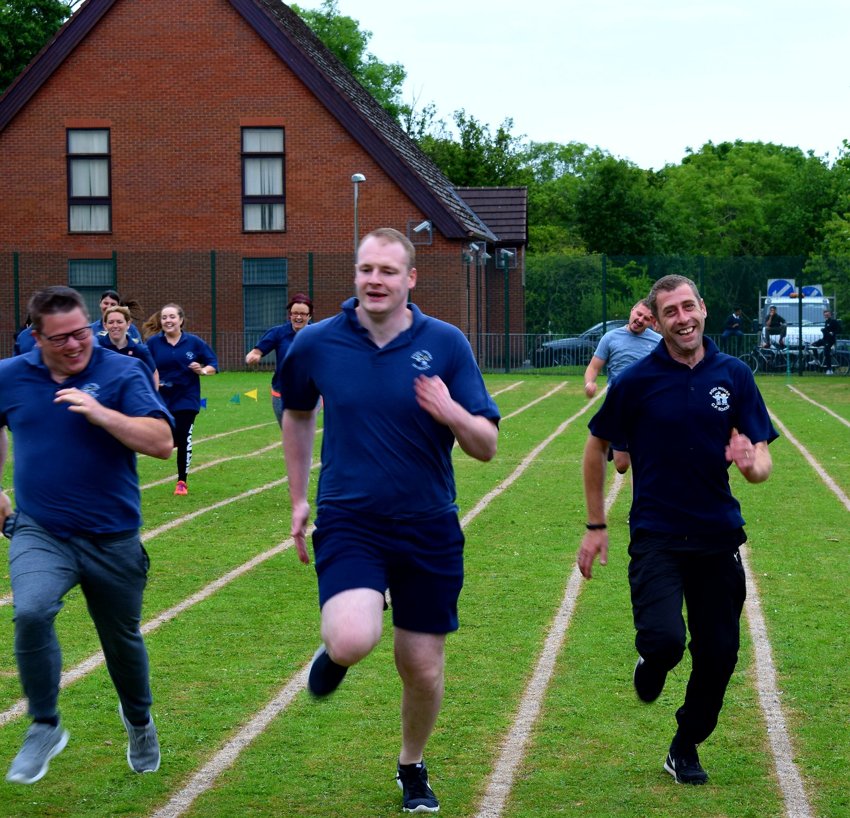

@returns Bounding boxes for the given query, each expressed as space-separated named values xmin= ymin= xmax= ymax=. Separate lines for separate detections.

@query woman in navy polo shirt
xmin=98 ymin=305 xmax=159 ymax=389
xmin=245 ymin=293 xmax=313 ymax=426
xmin=90 ymin=290 xmax=143 ymax=343
xmin=147 ymin=303 xmax=218 ymax=496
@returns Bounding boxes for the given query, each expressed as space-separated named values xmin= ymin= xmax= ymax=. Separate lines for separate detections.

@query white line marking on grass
xmin=148 ymin=393 xmax=603 ymax=818
xmin=0 ymin=535 xmax=302 ymax=727
xmin=786 ymin=385 xmax=850 ymax=430
xmin=474 ymin=472 xmax=624 ymax=818
xmin=149 ymin=666 xmax=310 ymax=818
xmin=769 ymin=410 xmax=850 ymax=511
xmin=491 ymin=381 xmax=523 ymax=396
xmin=462 ymin=392 xmax=598 ymax=524
xmin=141 ymin=442 xmax=281 ymax=489
xmin=499 ymin=383 xmax=565 ymax=421
xmin=191 ymin=422 xmax=277 ymax=444
xmin=741 ymin=546 xmax=814 ymax=818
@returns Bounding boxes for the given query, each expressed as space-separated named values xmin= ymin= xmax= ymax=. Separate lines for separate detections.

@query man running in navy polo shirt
xmin=0 ymin=286 xmax=174 ymax=785
xmin=577 ymin=274 xmax=777 ymax=786
xmin=282 ymin=227 xmax=500 ymax=813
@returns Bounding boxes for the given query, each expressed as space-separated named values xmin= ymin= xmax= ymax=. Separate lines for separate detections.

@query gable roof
xmin=456 ymin=187 xmax=528 ymax=245
xmin=0 ymin=0 xmax=496 ymax=243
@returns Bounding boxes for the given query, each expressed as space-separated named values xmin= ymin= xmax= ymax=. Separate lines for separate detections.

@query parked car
xmin=535 ymin=319 xmax=628 ymax=367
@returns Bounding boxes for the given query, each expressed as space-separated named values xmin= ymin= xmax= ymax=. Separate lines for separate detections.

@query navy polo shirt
xmin=91 ymin=317 xmax=142 ymax=343
xmin=281 ymin=298 xmax=500 ymax=518
xmin=98 ymin=334 xmax=158 ymax=383
xmin=147 ymin=332 xmax=218 ymax=413
xmin=13 ymin=327 xmax=36 ymax=356
xmin=0 ymin=346 xmax=172 ymax=537
xmin=253 ymin=322 xmax=297 ymax=394
xmin=589 ymin=338 xmax=778 ymax=540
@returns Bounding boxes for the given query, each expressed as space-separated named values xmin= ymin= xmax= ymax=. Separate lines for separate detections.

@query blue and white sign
xmin=767 ymin=279 xmax=795 ymax=297
xmin=801 ymin=284 xmax=823 ymax=297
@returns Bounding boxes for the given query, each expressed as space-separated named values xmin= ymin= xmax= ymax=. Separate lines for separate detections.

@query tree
xmin=415 ymin=110 xmax=526 ymax=187
xmin=291 ymin=0 xmax=407 ymax=120
xmin=519 ymin=141 xmax=607 ymax=253
xmin=660 ymin=140 xmax=836 ymax=257
xmin=0 ymin=0 xmax=71 ymax=93
xmin=574 ymin=156 xmax=666 ymax=255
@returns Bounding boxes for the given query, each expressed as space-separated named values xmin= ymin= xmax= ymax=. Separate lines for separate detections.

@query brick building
xmin=0 ymin=0 xmax=526 ymax=366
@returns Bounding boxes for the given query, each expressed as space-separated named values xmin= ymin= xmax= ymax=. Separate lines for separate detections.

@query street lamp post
xmin=500 ymin=249 xmax=514 ymax=373
xmin=351 ymin=173 xmax=365 ymax=262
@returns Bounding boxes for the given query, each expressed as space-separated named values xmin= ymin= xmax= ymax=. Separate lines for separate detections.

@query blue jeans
xmin=6 ymin=511 xmax=153 ymax=724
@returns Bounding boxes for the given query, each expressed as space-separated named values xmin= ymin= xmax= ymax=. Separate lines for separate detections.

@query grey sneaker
xmin=6 ymin=721 xmax=69 ymax=784
xmin=119 ymin=704 xmax=160 ymax=773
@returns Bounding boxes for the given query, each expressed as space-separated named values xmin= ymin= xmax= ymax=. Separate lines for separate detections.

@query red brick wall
xmin=0 ymin=0 xmax=521 ymax=360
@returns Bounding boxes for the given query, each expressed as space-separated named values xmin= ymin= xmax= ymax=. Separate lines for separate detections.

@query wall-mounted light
xmin=407 ymin=219 xmax=433 ymax=245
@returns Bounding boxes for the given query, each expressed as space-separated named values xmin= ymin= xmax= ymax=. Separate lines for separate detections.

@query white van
xmin=760 ymin=295 xmax=833 ymax=346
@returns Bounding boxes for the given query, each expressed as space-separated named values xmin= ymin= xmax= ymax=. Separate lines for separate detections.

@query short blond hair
xmin=360 ymin=227 xmax=415 ymax=269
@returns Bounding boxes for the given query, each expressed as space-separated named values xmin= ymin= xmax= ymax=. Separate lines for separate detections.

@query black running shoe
xmin=396 ymin=760 xmax=439 ymax=813
xmin=664 ymin=738 xmax=709 ymax=785
xmin=307 ymin=645 xmax=348 ymax=697
xmin=633 ymin=656 xmax=667 ymax=703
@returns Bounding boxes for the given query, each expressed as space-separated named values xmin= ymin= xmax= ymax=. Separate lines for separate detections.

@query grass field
xmin=0 ymin=372 xmax=847 ymax=817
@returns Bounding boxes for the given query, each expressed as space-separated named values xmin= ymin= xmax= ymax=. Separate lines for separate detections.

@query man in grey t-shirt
xmin=583 ymin=298 xmax=661 ymax=472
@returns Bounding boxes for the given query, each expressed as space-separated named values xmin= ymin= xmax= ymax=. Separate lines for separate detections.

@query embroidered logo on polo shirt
xmin=80 ymin=382 xmax=101 ymax=399
xmin=411 ymin=350 xmax=433 ymax=371
xmin=709 ymin=386 xmax=731 ymax=411
xmin=185 ymin=351 xmax=195 ymax=360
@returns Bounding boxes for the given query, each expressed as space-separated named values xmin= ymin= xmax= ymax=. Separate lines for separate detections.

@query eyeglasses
xmin=289 ymin=311 xmax=310 ymax=319
xmin=41 ymin=326 xmax=93 ymax=347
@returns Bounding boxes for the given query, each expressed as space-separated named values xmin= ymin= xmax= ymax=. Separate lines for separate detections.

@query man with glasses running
xmin=0 ymin=286 xmax=174 ymax=784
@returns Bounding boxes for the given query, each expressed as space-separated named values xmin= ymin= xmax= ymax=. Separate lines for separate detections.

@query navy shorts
xmin=311 ymin=507 xmax=465 ymax=634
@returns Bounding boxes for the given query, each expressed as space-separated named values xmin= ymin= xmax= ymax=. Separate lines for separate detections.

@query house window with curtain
xmin=242 ymin=127 xmax=285 ymax=232
xmin=67 ymin=129 xmax=111 ymax=232
xmin=243 ymin=257 xmax=288 ymax=353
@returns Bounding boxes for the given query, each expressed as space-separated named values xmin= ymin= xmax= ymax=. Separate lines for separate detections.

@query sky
xmin=295 ymin=0 xmax=850 ymax=170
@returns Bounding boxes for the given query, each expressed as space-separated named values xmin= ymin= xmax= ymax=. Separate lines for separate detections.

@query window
xmin=68 ymin=129 xmax=111 ymax=232
xmin=68 ymin=258 xmax=116 ymax=318
xmin=243 ymin=257 xmax=288 ymax=352
xmin=242 ymin=128 xmax=285 ymax=231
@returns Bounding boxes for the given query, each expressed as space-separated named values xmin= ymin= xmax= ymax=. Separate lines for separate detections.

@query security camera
xmin=413 ymin=220 xmax=431 ymax=233
xmin=351 ymin=173 xmax=366 ymax=183
xmin=469 ymin=243 xmax=480 ymax=252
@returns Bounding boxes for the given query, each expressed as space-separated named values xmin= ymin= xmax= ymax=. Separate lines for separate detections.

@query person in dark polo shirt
xmin=577 ymin=274 xmax=777 ymax=786
xmin=0 ymin=286 xmax=173 ymax=784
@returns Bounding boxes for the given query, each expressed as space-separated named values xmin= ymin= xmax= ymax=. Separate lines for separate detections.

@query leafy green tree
xmin=660 ymin=140 xmax=835 ymax=257
xmin=574 ymin=156 xmax=666 ymax=255
xmin=0 ymin=0 xmax=71 ymax=92
xmin=519 ymin=141 xmax=607 ymax=253
xmin=291 ymin=0 xmax=406 ymax=120
xmin=416 ymin=110 xmax=526 ymax=187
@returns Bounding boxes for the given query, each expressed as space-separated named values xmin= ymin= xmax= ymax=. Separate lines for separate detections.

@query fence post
xmin=502 ymin=250 xmax=512 ymax=373
xmin=602 ymin=254 xmax=607 ymax=326
xmin=13 ymin=252 xmax=20 ymax=327
xmin=210 ymin=250 xmax=217 ymax=353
